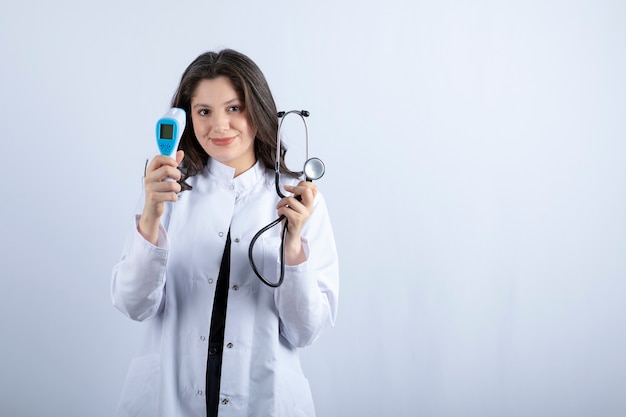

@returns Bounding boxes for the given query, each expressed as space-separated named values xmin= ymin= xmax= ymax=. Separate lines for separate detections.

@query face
xmin=190 ymin=76 xmax=257 ymax=176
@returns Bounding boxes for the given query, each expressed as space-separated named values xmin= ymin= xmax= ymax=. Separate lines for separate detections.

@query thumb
xmin=176 ymin=150 xmax=185 ymax=165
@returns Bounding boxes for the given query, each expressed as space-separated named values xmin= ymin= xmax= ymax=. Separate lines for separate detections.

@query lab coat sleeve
xmin=274 ymin=192 xmax=339 ymax=348
xmin=111 ymin=215 xmax=169 ymax=322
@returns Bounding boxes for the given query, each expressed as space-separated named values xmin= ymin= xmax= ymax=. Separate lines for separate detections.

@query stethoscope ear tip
xmin=277 ymin=110 xmax=309 ymax=118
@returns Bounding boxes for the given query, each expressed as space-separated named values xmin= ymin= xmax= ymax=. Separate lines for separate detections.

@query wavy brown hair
xmin=170 ymin=49 xmax=298 ymax=190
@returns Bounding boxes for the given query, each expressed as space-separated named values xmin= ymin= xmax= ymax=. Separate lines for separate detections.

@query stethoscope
xmin=248 ymin=110 xmax=325 ymax=287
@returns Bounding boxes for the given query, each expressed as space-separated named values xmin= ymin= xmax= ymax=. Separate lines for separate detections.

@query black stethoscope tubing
xmin=248 ymin=211 xmax=288 ymax=288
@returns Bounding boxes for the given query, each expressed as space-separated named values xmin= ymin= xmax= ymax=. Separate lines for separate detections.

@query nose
xmin=213 ymin=111 xmax=229 ymax=134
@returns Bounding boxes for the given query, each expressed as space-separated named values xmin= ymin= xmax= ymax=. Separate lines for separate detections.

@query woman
xmin=111 ymin=49 xmax=339 ymax=417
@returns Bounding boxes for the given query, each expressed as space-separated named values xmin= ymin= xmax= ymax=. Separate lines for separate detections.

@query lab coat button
xmin=229 ymin=184 xmax=235 ymax=191
xmin=226 ymin=342 xmax=233 ymax=349
xmin=218 ymin=232 xmax=224 ymax=237
xmin=209 ymin=347 xmax=217 ymax=355
xmin=234 ymin=238 xmax=240 ymax=243
xmin=208 ymin=278 xmax=214 ymax=284
xmin=222 ymin=398 xmax=229 ymax=405
xmin=200 ymin=336 xmax=206 ymax=341
xmin=197 ymin=390 xmax=204 ymax=396
xmin=232 ymin=285 xmax=239 ymax=291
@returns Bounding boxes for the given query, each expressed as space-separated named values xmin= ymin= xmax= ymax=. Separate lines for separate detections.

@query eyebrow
xmin=192 ymin=98 xmax=241 ymax=109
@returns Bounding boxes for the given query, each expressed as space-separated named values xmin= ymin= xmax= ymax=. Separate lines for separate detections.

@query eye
xmin=228 ymin=105 xmax=242 ymax=112
xmin=198 ymin=108 xmax=210 ymax=116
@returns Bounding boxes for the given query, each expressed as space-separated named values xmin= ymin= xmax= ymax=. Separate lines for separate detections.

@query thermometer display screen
xmin=160 ymin=124 xmax=174 ymax=140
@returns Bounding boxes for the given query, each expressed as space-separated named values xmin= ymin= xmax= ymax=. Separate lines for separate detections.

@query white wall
xmin=1 ymin=0 xmax=625 ymax=416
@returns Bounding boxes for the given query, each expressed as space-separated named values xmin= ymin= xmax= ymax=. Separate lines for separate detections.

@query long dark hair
xmin=170 ymin=49 xmax=298 ymax=190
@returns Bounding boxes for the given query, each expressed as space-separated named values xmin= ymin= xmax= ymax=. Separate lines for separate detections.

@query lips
xmin=210 ymin=136 xmax=236 ymax=146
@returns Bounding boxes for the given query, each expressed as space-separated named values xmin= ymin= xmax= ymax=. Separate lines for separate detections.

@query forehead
xmin=191 ymin=76 xmax=241 ymax=104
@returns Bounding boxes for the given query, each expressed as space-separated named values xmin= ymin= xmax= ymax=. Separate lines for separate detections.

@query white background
xmin=1 ymin=1 xmax=625 ymax=416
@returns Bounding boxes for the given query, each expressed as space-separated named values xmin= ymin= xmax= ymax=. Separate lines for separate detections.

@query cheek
xmin=246 ymin=126 xmax=258 ymax=142
xmin=191 ymin=119 xmax=208 ymax=138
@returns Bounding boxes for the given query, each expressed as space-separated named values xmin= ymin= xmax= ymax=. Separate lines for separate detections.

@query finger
xmin=146 ymin=154 xmax=182 ymax=174
xmin=277 ymin=200 xmax=310 ymax=236
xmin=146 ymin=180 xmax=181 ymax=196
xmin=276 ymin=204 xmax=304 ymax=227
xmin=285 ymin=197 xmax=305 ymax=212
xmin=144 ymin=165 xmax=181 ymax=183
xmin=276 ymin=195 xmax=305 ymax=211
xmin=159 ymin=165 xmax=182 ymax=182
xmin=146 ymin=190 xmax=180 ymax=204
xmin=283 ymin=183 xmax=317 ymax=205
xmin=147 ymin=153 xmax=183 ymax=181
xmin=150 ymin=179 xmax=182 ymax=193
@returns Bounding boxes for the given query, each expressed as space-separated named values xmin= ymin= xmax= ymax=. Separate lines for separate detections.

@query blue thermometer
xmin=156 ymin=107 xmax=186 ymax=159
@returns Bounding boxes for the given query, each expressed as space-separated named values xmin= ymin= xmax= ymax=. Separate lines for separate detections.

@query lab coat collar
xmin=206 ymin=158 xmax=265 ymax=190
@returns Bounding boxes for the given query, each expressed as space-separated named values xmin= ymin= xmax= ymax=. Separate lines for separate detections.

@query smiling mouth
xmin=210 ymin=136 xmax=236 ymax=146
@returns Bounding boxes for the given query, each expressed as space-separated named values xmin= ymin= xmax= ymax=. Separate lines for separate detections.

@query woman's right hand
xmin=138 ymin=150 xmax=185 ymax=244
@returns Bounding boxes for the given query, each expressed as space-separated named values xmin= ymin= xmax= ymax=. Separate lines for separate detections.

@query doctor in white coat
xmin=111 ymin=49 xmax=339 ymax=417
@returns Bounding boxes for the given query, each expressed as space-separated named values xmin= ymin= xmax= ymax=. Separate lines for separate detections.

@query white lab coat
xmin=111 ymin=159 xmax=339 ymax=417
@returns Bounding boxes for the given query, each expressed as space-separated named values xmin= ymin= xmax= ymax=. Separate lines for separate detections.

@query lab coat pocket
xmin=277 ymin=368 xmax=315 ymax=416
xmin=115 ymin=355 xmax=160 ymax=417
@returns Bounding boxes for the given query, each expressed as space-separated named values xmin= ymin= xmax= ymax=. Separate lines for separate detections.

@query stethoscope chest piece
xmin=304 ymin=157 xmax=325 ymax=181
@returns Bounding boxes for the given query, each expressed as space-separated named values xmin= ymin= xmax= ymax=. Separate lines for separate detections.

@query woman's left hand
xmin=276 ymin=181 xmax=318 ymax=265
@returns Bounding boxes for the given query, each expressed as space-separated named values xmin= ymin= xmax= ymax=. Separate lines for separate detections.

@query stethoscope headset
xmin=248 ymin=110 xmax=325 ymax=287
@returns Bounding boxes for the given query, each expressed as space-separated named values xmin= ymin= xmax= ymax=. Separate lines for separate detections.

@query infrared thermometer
xmin=156 ymin=107 xmax=186 ymax=159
